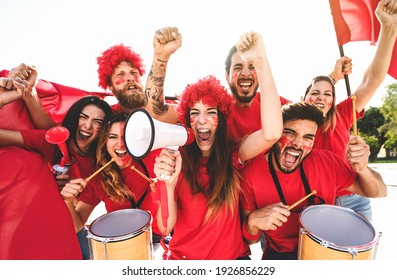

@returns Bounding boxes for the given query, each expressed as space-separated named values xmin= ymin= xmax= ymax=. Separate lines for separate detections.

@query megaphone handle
xmin=159 ymin=146 xmax=179 ymax=229
xmin=159 ymin=180 xmax=169 ymax=229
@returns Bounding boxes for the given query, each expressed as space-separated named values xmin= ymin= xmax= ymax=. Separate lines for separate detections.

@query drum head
xmin=300 ymin=205 xmax=377 ymax=247
xmin=89 ymin=209 xmax=150 ymax=238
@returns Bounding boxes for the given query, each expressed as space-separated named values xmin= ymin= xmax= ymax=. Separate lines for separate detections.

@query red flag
xmin=329 ymin=0 xmax=397 ymax=79
xmin=0 ymin=69 xmax=111 ymax=127
xmin=329 ymin=0 xmax=380 ymax=46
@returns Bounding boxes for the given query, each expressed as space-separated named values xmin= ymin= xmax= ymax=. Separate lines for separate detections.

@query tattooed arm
xmin=144 ymin=27 xmax=181 ymax=124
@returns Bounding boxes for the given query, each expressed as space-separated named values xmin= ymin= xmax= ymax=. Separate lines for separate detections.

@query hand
xmin=11 ymin=77 xmax=29 ymax=95
xmin=60 ymin=178 xmax=86 ymax=201
xmin=153 ymin=26 xmax=182 ymax=59
xmin=55 ymin=173 xmax=70 ymax=192
xmin=382 ymin=0 xmax=397 ymax=14
xmin=346 ymin=135 xmax=370 ymax=173
xmin=376 ymin=0 xmax=397 ymax=25
xmin=0 ymin=77 xmax=15 ymax=90
xmin=331 ymin=56 xmax=352 ymax=82
xmin=247 ymin=202 xmax=290 ymax=231
xmin=153 ymin=148 xmax=181 ymax=186
xmin=236 ymin=30 xmax=266 ymax=65
xmin=8 ymin=63 xmax=38 ymax=90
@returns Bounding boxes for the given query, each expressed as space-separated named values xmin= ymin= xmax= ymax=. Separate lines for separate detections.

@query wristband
xmin=327 ymin=75 xmax=336 ymax=85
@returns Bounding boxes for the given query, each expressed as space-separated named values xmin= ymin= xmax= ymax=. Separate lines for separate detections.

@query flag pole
xmin=338 ymin=45 xmax=352 ymax=96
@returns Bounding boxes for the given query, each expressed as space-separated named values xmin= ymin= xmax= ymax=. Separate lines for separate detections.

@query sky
xmin=1 ymin=0 xmax=396 ymax=108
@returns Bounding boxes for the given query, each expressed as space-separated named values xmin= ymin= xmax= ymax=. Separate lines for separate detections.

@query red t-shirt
xmin=0 ymin=146 xmax=82 ymax=259
xmin=20 ymin=129 xmax=96 ymax=180
xmin=78 ymin=151 xmax=161 ymax=235
xmin=228 ymin=94 xmax=290 ymax=141
xmin=313 ymin=96 xmax=364 ymax=196
xmin=166 ymin=157 xmax=250 ymax=260
xmin=240 ymin=149 xmax=356 ymax=254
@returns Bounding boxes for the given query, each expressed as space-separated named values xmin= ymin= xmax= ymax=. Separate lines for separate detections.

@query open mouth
xmin=238 ymin=79 xmax=253 ymax=92
xmin=197 ymin=128 xmax=211 ymax=142
xmin=78 ymin=130 xmax=92 ymax=141
xmin=283 ymin=149 xmax=301 ymax=167
xmin=114 ymin=149 xmax=127 ymax=158
xmin=314 ymin=102 xmax=325 ymax=109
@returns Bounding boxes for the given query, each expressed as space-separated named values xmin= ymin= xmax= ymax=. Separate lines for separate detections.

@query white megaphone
xmin=124 ymin=108 xmax=195 ymax=162
xmin=124 ymin=108 xmax=194 ymax=234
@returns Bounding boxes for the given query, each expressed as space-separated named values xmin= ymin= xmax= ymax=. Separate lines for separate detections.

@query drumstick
xmin=85 ymin=158 xmax=115 ymax=183
xmin=288 ymin=190 xmax=317 ymax=211
xmin=131 ymin=165 xmax=156 ymax=184
xmin=352 ymin=96 xmax=357 ymax=136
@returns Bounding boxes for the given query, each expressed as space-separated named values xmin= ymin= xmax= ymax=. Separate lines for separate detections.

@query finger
xmin=155 ymin=28 xmax=168 ymax=44
xmin=5 ymin=78 xmax=15 ymax=89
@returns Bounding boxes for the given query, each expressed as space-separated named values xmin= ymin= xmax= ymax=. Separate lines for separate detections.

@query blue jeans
xmin=77 ymin=227 xmax=90 ymax=260
xmin=335 ymin=194 xmax=372 ymax=221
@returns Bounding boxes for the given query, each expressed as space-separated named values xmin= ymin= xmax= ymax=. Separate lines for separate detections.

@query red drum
xmin=298 ymin=204 xmax=381 ymax=260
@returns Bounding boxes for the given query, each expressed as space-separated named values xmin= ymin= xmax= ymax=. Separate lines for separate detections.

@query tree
xmin=380 ymin=83 xmax=397 ymax=151
xmin=357 ymin=107 xmax=386 ymax=162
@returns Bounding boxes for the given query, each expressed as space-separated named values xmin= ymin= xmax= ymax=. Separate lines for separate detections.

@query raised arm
xmin=328 ymin=56 xmax=353 ymax=84
xmin=8 ymin=64 xmax=56 ymax=129
xmin=0 ymin=77 xmax=22 ymax=108
xmin=144 ymin=27 xmax=181 ymax=124
xmin=354 ymin=0 xmax=397 ymax=112
xmin=236 ymin=31 xmax=283 ymax=161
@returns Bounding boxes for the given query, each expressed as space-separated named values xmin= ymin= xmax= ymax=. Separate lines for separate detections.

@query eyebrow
xmin=80 ymin=111 xmax=104 ymax=122
xmin=283 ymin=128 xmax=315 ymax=138
xmin=190 ymin=107 xmax=217 ymax=112
xmin=283 ymin=128 xmax=296 ymax=133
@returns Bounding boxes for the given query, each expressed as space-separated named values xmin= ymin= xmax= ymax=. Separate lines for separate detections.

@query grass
xmin=373 ymin=158 xmax=397 ymax=163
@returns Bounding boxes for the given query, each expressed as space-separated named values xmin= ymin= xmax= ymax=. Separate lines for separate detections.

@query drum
xmin=298 ymin=204 xmax=381 ymax=260
xmin=87 ymin=209 xmax=153 ymax=260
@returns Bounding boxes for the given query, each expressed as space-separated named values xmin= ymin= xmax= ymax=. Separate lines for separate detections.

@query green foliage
xmin=357 ymin=107 xmax=386 ymax=161
xmin=360 ymin=134 xmax=380 ymax=162
xmin=380 ymin=83 xmax=397 ymax=149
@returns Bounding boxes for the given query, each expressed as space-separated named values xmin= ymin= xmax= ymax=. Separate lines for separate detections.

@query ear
xmin=225 ymin=72 xmax=230 ymax=83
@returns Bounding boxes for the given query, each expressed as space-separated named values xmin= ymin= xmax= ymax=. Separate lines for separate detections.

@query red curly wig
xmin=97 ymin=44 xmax=145 ymax=90
xmin=177 ymin=75 xmax=234 ymax=126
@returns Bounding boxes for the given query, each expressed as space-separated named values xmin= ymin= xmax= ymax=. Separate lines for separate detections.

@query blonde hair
xmin=96 ymin=113 xmax=134 ymax=204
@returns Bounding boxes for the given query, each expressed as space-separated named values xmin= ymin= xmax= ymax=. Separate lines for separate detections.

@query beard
xmin=272 ymin=144 xmax=310 ymax=174
xmin=229 ymin=84 xmax=258 ymax=104
xmin=114 ymin=87 xmax=147 ymax=110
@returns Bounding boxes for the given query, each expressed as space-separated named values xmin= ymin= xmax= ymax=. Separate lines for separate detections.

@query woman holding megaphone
xmin=153 ymin=30 xmax=282 ymax=261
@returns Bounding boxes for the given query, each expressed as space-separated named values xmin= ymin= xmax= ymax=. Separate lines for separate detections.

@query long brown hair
xmin=96 ymin=113 xmax=134 ymax=203
xmin=178 ymin=76 xmax=240 ymax=222
xmin=304 ymin=75 xmax=339 ymax=133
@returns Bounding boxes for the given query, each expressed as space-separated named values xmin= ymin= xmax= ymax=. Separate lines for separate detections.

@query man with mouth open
xmin=96 ymin=26 xmax=181 ymax=124
xmin=239 ymin=102 xmax=387 ymax=260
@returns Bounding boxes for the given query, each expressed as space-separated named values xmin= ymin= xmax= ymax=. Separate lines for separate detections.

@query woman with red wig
xmin=152 ymin=31 xmax=282 ymax=259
